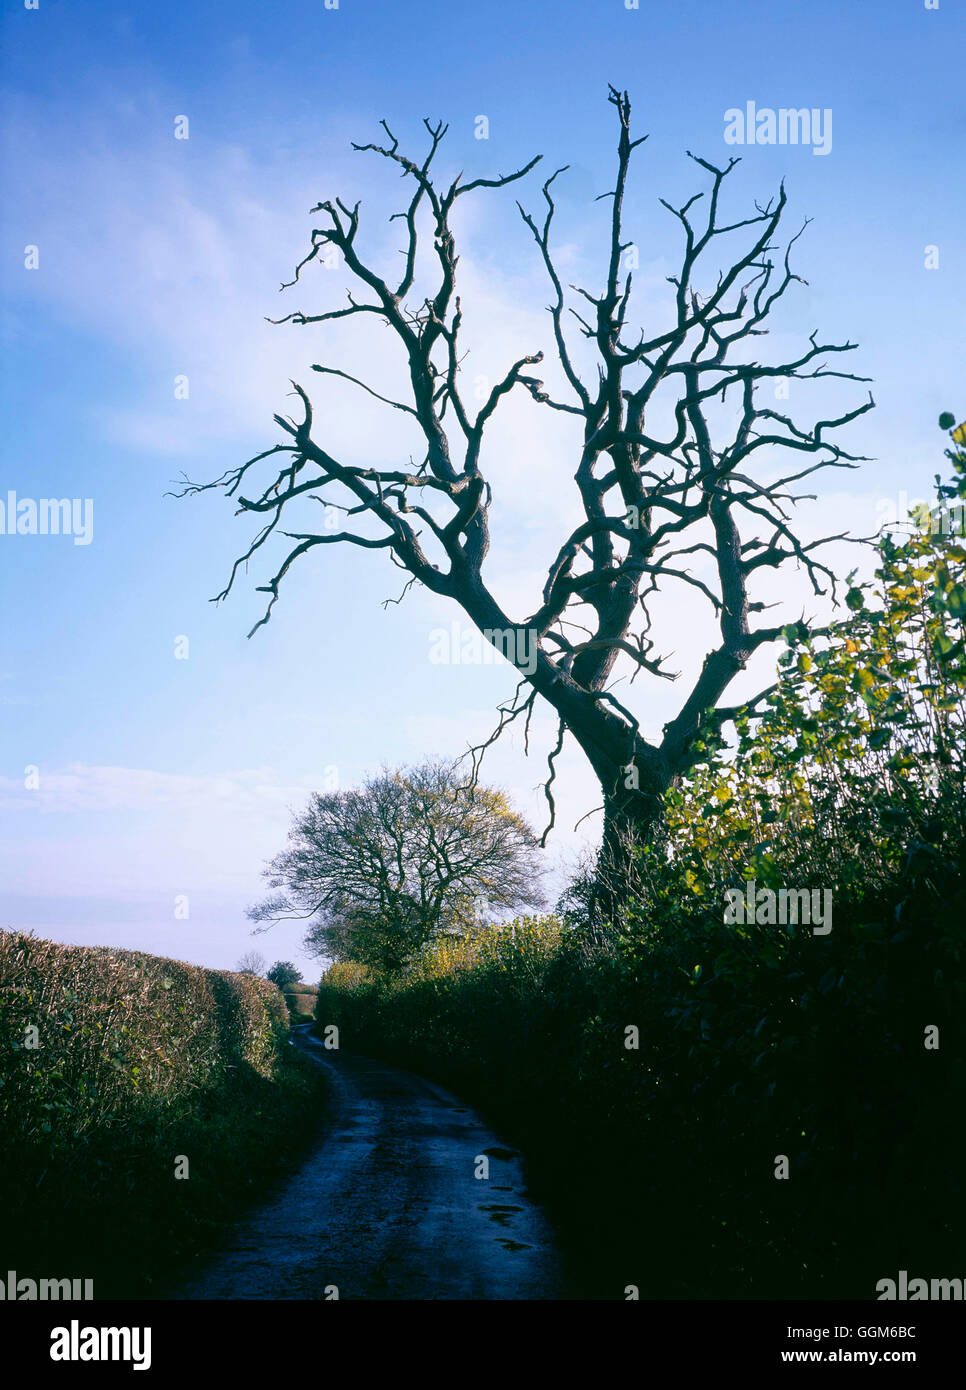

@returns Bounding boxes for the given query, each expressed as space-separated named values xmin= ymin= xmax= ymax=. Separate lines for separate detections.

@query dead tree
xmin=176 ymin=87 xmax=873 ymax=893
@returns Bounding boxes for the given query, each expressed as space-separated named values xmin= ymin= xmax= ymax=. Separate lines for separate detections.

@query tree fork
xmin=177 ymin=87 xmax=874 ymax=915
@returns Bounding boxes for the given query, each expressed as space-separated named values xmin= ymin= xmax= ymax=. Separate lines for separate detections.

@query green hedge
xmin=316 ymin=870 xmax=965 ymax=1299
xmin=314 ymin=434 xmax=966 ymax=1299
xmin=0 ymin=931 xmax=326 ymax=1297
xmin=0 ymin=932 xmax=288 ymax=1144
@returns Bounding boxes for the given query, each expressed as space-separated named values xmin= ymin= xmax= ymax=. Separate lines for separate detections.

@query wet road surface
xmin=177 ymin=1025 xmax=564 ymax=1300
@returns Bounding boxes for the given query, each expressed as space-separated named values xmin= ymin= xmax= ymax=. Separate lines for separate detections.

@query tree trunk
xmin=552 ymin=705 xmax=675 ymax=936
xmin=584 ymin=781 xmax=667 ymax=935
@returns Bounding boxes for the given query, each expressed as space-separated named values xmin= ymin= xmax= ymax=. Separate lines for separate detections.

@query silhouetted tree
xmin=179 ymin=87 xmax=872 ymax=895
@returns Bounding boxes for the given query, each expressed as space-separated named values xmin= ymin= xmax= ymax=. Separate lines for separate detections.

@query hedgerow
xmin=0 ymin=934 xmax=327 ymax=1296
xmin=315 ymin=426 xmax=966 ymax=1298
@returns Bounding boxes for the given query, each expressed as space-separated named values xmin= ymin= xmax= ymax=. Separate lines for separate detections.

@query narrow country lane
xmin=175 ymin=1025 xmax=565 ymax=1300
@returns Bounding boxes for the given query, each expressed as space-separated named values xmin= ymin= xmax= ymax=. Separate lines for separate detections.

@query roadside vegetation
xmin=6 ymin=421 xmax=962 ymax=1300
xmin=0 ymin=934 xmax=328 ymax=1298
xmin=285 ymin=983 xmax=319 ymax=1022
xmin=314 ymin=422 xmax=966 ymax=1298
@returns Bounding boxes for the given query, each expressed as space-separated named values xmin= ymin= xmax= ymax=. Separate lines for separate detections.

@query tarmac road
xmin=176 ymin=1024 xmax=564 ymax=1300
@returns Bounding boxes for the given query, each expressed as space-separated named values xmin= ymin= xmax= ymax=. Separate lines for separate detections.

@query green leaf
xmin=945 ymin=584 xmax=966 ymax=617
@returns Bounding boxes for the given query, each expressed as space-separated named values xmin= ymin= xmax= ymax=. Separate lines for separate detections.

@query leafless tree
xmin=235 ymin=949 xmax=266 ymax=976
xmin=177 ymin=87 xmax=873 ymax=893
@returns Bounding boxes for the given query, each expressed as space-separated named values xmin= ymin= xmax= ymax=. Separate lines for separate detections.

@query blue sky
xmin=1 ymin=0 xmax=963 ymax=976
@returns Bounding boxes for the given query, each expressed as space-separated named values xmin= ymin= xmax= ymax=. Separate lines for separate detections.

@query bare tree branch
xmin=182 ymin=91 xmax=874 ymax=873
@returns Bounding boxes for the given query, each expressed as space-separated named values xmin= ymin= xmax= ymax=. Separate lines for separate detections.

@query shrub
xmin=312 ymin=431 xmax=966 ymax=1296
xmin=0 ymin=932 xmax=289 ymax=1150
xmin=0 ymin=931 xmax=325 ymax=1297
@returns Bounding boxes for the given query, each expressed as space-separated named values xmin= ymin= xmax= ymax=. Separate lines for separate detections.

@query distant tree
xmin=249 ymin=760 xmax=545 ymax=974
xmin=235 ymin=950 xmax=266 ymax=976
xmin=266 ymin=960 xmax=303 ymax=990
